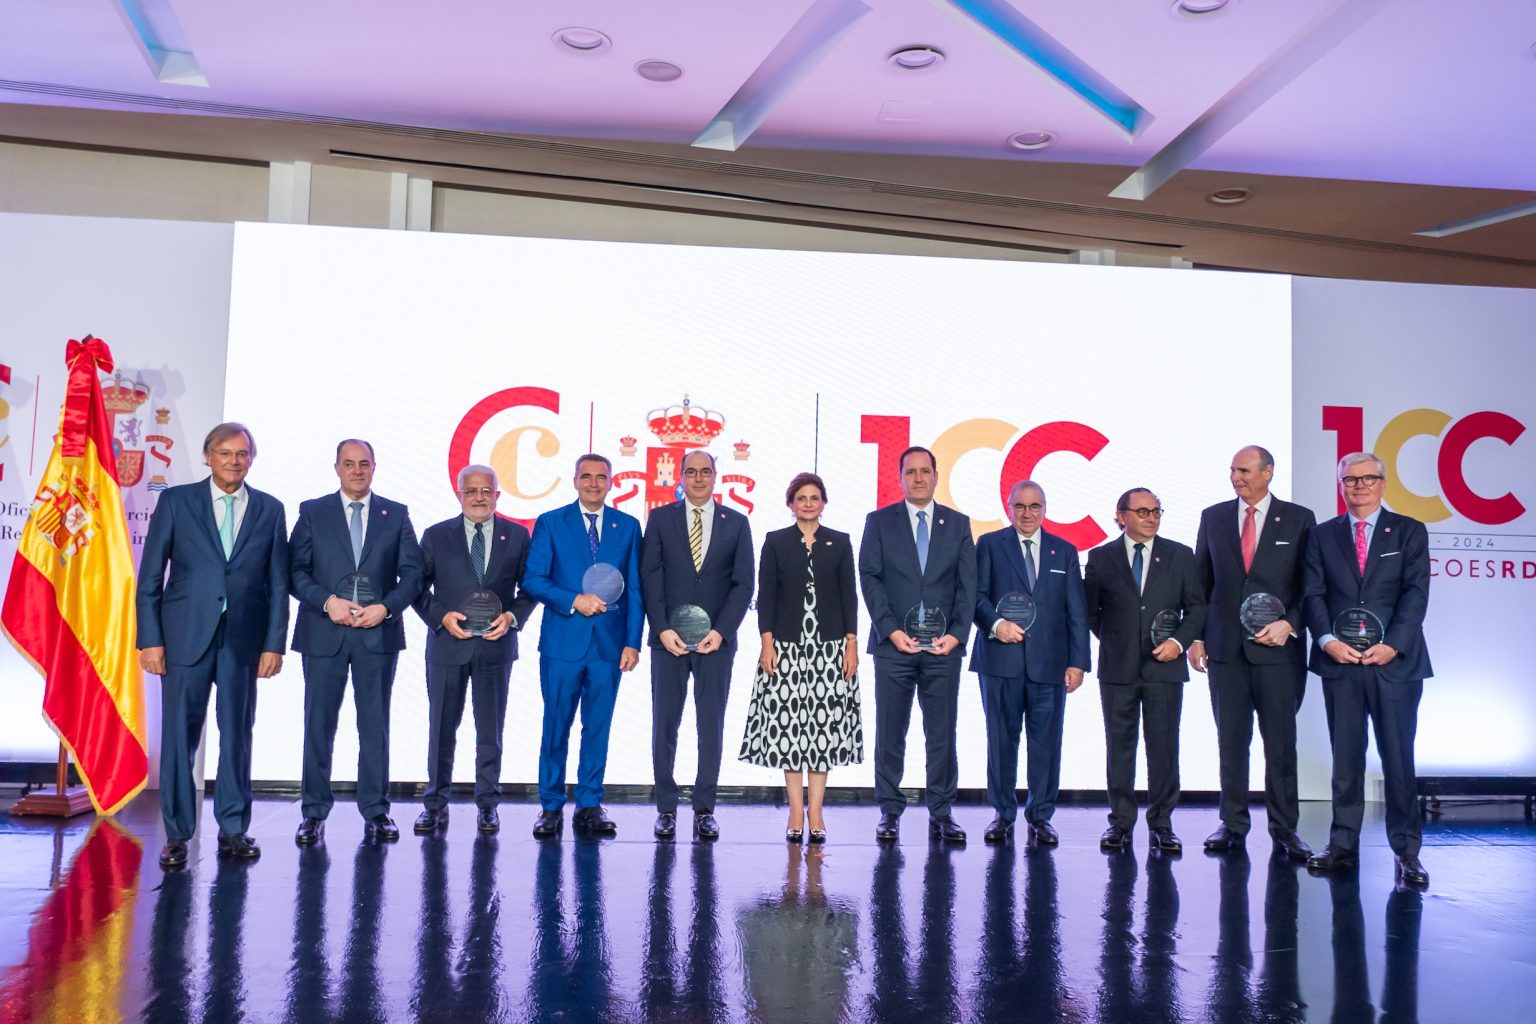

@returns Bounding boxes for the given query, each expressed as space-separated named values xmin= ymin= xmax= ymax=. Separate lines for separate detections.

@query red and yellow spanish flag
xmin=1 ymin=337 xmax=147 ymax=815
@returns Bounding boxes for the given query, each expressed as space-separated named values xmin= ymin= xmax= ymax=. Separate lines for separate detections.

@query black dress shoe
xmin=364 ymin=815 xmax=400 ymax=842
xmin=1100 ymin=826 xmax=1130 ymax=851
xmin=531 ymin=809 xmax=563 ymax=837
xmin=413 ymin=807 xmax=446 ymax=835
xmin=1203 ymin=825 xmax=1246 ymax=852
xmin=1306 ymin=846 xmax=1360 ymax=874
xmin=295 ymin=817 xmax=325 ymax=846
xmin=929 ymin=816 xmax=967 ymax=843
xmin=575 ymin=806 xmax=618 ymax=836
xmin=477 ymin=807 xmax=500 ymax=834
xmin=693 ymin=812 xmax=720 ymax=840
xmin=1028 ymin=821 xmax=1059 ymax=846
xmin=983 ymin=817 xmax=1014 ymax=843
xmin=1271 ymin=829 xmax=1312 ymax=862
xmin=159 ymin=840 xmax=189 ymax=870
xmin=1395 ymin=854 xmax=1430 ymax=889
xmin=1149 ymin=827 xmax=1183 ymax=854
xmin=654 ymin=812 xmax=677 ymax=840
xmin=875 ymin=813 xmax=900 ymax=842
xmin=217 ymin=832 xmax=261 ymax=860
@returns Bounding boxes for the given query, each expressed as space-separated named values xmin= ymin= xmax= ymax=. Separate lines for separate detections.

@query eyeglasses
xmin=459 ymin=488 xmax=496 ymax=498
xmin=1120 ymin=506 xmax=1164 ymax=519
xmin=211 ymin=449 xmax=251 ymax=462
xmin=683 ymin=468 xmax=714 ymax=479
xmin=1340 ymin=475 xmax=1384 ymax=489
xmin=1011 ymin=503 xmax=1043 ymax=514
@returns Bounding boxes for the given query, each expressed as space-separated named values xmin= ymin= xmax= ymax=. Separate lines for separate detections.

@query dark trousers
xmin=1322 ymin=666 xmax=1423 ymax=856
xmin=1099 ymin=678 xmax=1183 ymax=830
xmin=423 ymin=654 xmax=512 ymax=811
xmin=979 ymin=672 xmax=1064 ymax=824
xmin=1207 ymin=657 xmax=1304 ymax=835
xmin=873 ymin=653 xmax=961 ymax=818
xmin=539 ymin=655 xmax=621 ymax=810
xmin=651 ymin=649 xmax=732 ymax=813
xmin=300 ymin=632 xmax=399 ymax=820
xmin=159 ymin=618 xmax=256 ymax=840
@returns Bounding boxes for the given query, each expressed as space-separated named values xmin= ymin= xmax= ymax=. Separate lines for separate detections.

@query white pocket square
xmin=1380 ymin=550 xmax=1401 ymax=558
xmin=1049 ymin=568 xmax=1066 ymax=574
xmin=1274 ymin=540 xmax=1290 ymax=546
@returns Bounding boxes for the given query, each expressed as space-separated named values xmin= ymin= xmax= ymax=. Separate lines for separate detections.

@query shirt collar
xmin=209 ymin=477 xmax=246 ymax=503
xmin=1122 ymin=533 xmax=1153 ymax=556
xmin=339 ymin=490 xmax=371 ymax=510
xmin=1348 ymin=507 xmax=1382 ymax=530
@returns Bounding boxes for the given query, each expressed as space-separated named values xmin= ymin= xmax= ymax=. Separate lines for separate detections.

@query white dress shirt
xmin=339 ymin=490 xmax=372 ymax=546
xmin=685 ymin=499 xmax=714 ymax=563
xmin=209 ymin=477 xmax=248 ymax=542
xmin=1122 ymin=533 xmax=1153 ymax=596
xmin=1238 ymin=492 xmax=1273 ymax=546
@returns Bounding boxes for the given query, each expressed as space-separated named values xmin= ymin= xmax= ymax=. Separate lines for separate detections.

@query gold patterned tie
xmin=689 ymin=507 xmax=704 ymax=571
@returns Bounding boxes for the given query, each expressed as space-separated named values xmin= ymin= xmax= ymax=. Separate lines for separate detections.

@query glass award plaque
xmin=581 ymin=563 xmax=625 ymax=605
xmin=904 ymin=603 xmax=948 ymax=651
xmin=1333 ymin=607 xmax=1385 ymax=652
xmin=460 ymin=588 xmax=504 ymax=637
xmin=336 ymin=572 xmax=378 ymax=607
xmin=1149 ymin=609 xmax=1183 ymax=646
xmin=1238 ymin=593 xmax=1286 ymax=639
xmin=995 ymin=591 xmax=1037 ymax=632
xmin=669 ymin=604 xmax=713 ymax=651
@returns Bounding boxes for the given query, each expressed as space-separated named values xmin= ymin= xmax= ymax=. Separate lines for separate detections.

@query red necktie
xmin=1240 ymin=505 xmax=1257 ymax=572
xmin=1355 ymin=520 xmax=1368 ymax=576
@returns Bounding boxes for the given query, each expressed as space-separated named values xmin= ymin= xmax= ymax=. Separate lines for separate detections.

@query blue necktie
xmin=349 ymin=501 xmax=364 ymax=567
xmin=470 ymin=521 xmax=486 ymax=584
xmin=1132 ymin=542 xmax=1145 ymax=592
xmin=915 ymin=510 xmax=929 ymax=574
xmin=585 ymin=512 xmax=600 ymax=562
xmin=1022 ymin=538 xmax=1036 ymax=592
xmin=218 ymin=494 xmax=236 ymax=559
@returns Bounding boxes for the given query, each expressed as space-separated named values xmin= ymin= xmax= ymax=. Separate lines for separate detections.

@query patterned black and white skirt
xmin=739 ymin=633 xmax=864 ymax=772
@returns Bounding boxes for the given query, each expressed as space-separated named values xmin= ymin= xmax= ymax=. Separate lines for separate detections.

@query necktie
xmin=1354 ymin=520 xmax=1368 ymax=576
xmin=915 ymin=510 xmax=930 ymax=574
xmin=1022 ymin=538 xmax=1036 ymax=591
xmin=1241 ymin=505 xmax=1257 ymax=572
xmin=471 ymin=521 xmax=486 ymax=584
xmin=218 ymin=494 xmax=236 ymax=559
xmin=349 ymin=500 xmax=364 ymax=567
xmin=689 ymin=507 xmax=704 ymax=571
xmin=585 ymin=512 xmax=600 ymax=562
xmin=1132 ymin=542 xmax=1145 ymax=593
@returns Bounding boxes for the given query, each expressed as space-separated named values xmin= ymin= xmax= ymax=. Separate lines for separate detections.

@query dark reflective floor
xmin=2 ymin=796 xmax=1534 ymax=1023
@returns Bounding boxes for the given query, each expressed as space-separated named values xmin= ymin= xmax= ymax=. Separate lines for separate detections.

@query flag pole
xmin=12 ymin=742 xmax=94 ymax=817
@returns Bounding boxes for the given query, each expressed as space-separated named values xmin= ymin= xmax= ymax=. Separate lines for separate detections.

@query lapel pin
xmin=380 ymin=508 xmax=389 ymax=516
xmin=1154 ymin=556 xmax=1161 ymax=563
xmin=1384 ymin=527 xmax=1391 ymax=534
xmin=498 ymin=534 xmax=507 ymax=542
xmin=938 ymin=519 xmax=945 ymax=525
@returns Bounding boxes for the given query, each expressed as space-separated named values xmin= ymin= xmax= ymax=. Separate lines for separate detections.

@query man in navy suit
xmin=290 ymin=439 xmax=423 ymax=846
xmin=641 ymin=448 xmax=753 ymax=841
xmin=1190 ymin=445 xmax=1316 ymax=862
xmin=138 ymin=422 xmax=289 ymax=868
xmin=859 ymin=446 xmax=977 ymax=844
xmin=1302 ymin=453 xmax=1432 ymax=888
xmin=524 ymin=453 xmax=644 ymax=838
xmin=970 ymin=480 xmax=1090 ymax=846
xmin=410 ymin=464 xmax=536 ymax=837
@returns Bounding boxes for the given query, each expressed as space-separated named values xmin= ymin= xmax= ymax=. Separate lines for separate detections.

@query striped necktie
xmin=689 ymin=507 xmax=704 ymax=571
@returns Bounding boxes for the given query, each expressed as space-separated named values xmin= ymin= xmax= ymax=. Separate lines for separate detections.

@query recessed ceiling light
xmin=1207 ymin=186 xmax=1252 ymax=205
xmin=635 ymin=59 xmax=683 ymax=82
xmin=553 ymin=27 xmax=611 ymax=54
xmin=1171 ymin=0 xmax=1234 ymax=19
xmin=888 ymin=46 xmax=945 ymax=70
xmin=1007 ymin=130 xmax=1056 ymax=151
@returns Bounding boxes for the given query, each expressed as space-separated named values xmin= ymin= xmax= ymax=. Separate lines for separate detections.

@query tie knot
xmin=350 ymin=501 xmax=363 ymax=512
xmin=1134 ymin=542 xmax=1144 ymax=552
xmin=586 ymin=512 xmax=597 ymax=525
xmin=1245 ymin=505 xmax=1257 ymax=518
xmin=221 ymin=494 xmax=234 ymax=507
xmin=474 ymin=521 xmax=484 ymax=534
xmin=918 ymin=510 xmax=927 ymax=522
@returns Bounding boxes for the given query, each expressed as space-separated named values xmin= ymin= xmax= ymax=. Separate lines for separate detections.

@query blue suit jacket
xmin=289 ymin=491 xmax=424 ymax=656
xmin=858 ymin=501 xmax=977 ymax=659
xmin=969 ymin=527 xmax=1090 ymax=683
xmin=1303 ymin=509 xmax=1432 ymax=684
xmin=135 ymin=479 xmax=289 ymax=666
xmin=640 ymin=500 xmax=754 ymax=649
xmin=524 ymin=501 xmax=644 ymax=663
xmin=413 ymin=514 xmax=537 ymax=666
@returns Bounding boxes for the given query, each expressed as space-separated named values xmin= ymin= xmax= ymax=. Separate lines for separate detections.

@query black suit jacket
xmin=412 ymin=514 xmax=537 ymax=666
xmin=755 ymin=524 xmax=858 ymax=642
xmin=640 ymin=499 xmax=754 ymax=649
xmin=1194 ymin=497 xmax=1315 ymax=667
xmin=1302 ymin=510 xmax=1432 ymax=683
xmin=1084 ymin=535 xmax=1205 ymax=684
xmin=969 ymin=527 xmax=1090 ymax=683
xmin=858 ymin=501 xmax=976 ymax=658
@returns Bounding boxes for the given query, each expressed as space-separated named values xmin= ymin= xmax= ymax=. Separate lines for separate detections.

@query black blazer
xmin=1084 ymin=535 xmax=1206 ymax=685
xmin=640 ymin=499 xmax=754 ymax=649
xmin=412 ymin=514 xmax=538 ymax=667
xmin=1193 ymin=496 xmax=1315 ymax=667
xmin=756 ymin=525 xmax=858 ymax=643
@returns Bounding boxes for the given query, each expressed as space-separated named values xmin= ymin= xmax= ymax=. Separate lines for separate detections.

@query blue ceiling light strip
xmin=111 ymin=0 xmax=207 ymax=87
xmin=692 ymin=0 xmax=873 ymax=152
xmin=939 ymin=0 xmax=1150 ymax=140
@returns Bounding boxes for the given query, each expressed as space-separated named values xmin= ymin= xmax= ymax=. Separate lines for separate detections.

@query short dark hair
xmin=784 ymin=472 xmax=828 ymax=506
xmin=574 ymin=453 xmax=612 ymax=477
xmin=898 ymin=446 xmax=936 ymax=473
xmin=1116 ymin=487 xmax=1157 ymax=512
xmin=203 ymin=422 xmax=255 ymax=459
xmin=335 ymin=438 xmax=375 ymax=462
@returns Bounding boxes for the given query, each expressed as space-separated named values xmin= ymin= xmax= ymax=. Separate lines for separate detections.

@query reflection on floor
xmin=2 ymin=796 xmax=1534 ymax=1023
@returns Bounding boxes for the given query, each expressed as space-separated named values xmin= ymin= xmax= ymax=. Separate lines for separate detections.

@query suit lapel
xmin=597 ymin=506 xmax=626 ymax=563
xmin=227 ymin=490 xmax=258 ymax=562
xmin=892 ymin=505 xmax=922 ymax=577
xmin=198 ymin=479 xmax=228 ymax=560
xmin=1001 ymin=528 xmax=1030 ymax=591
xmin=1331 ymin=516 xmax=1359 ymax=577
xmin=1362 ymin=511 xmax=1393 ymax=582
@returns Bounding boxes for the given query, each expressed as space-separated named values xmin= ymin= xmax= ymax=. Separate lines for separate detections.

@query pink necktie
xmin=1355 ymin=520 xmax=1368 ymax=576
xmin=1240 ymin=505 xmax=1256 ymax=572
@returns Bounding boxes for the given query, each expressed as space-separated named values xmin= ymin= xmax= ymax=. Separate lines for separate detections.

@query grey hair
xmin=1008 ymin=479 xmax=1047 ymax=503
xmin=1337 ymin=452 xmax=1387 ymax=480
xmin=456 ymin=464 xmax=499 ymax=490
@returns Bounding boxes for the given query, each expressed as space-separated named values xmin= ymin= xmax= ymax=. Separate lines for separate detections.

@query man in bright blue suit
xmin=137 ymin=422 xmax=289 ymax=869
xmin=523 ymin=453 xmax=643 ymax=839
xmin=970 ymin=480 xmax=1090 ymax=847
xmin=289 ymin=439 xmax=423 ymax=846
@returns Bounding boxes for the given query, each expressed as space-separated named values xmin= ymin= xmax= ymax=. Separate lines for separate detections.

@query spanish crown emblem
xmin=102 ymin=373 xmax=150 ymax=414
xmin=647 ymin=394 xmax=724 ymax=448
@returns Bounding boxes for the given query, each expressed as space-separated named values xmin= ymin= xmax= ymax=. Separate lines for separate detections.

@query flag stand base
xmin=11 ymin=745 xmax=94 ymax=818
